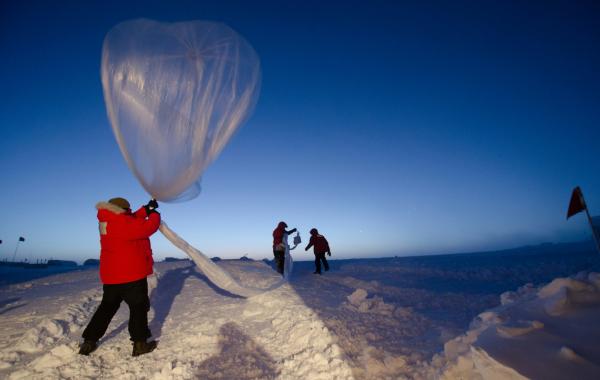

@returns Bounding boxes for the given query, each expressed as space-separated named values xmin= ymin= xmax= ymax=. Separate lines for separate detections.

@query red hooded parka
xmin=96 ymin=202 xmax=161 ymax=284
xmin=272 ymin=221 xmax=287 ymax=249
xmin=306 ymin=229 xmax=330 ymax=254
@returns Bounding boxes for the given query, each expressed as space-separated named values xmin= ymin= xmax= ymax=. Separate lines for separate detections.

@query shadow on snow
xmin=195 ymin=322 xmax=279 ymax=379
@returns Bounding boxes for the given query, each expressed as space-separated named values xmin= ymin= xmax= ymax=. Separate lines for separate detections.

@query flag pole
xmin=12 ymin=240 xmax=21 ymax=263
xmin=583 ymin=205 xmax=600 ymax=255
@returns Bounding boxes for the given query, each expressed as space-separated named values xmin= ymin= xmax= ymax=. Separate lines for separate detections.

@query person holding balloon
xmin=99 ymin=19 xmax=268 ymax=298
xmin=79 ymin=197 xmax=160 ymax=357
xmin=272 ymin=221 xmax=297 ymax=275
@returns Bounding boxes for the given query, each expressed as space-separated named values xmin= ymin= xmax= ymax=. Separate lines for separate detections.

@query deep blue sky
xmin=1 ymin=0 xmax=599 ymax=263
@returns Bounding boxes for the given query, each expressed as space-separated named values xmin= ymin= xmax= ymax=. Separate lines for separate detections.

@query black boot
xmin=129 ymin=328 xmax=152 ymax=342
xmin=78 ymin=340 xmax=97 ymax=356
xmin=132 ymin=340 xmax=157 ymax=357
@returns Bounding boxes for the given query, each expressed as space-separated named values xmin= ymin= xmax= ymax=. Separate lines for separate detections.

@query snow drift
xmin=431 ymin=271 xmax=600 ymax=379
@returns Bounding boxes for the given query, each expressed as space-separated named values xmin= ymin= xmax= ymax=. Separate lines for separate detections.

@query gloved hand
xmin=327 ymin=252 xmax=331 ymax=256
xmin=144 ymin=199 xmax=159 ymax=215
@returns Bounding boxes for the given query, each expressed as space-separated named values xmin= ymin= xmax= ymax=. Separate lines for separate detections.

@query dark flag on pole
xmin=567 ymin=186 xmax=587 ymax=219
xmin=19 ymin=237 xmax=25 ymax=242
xmin=567 ymin=186 xmax=600 ymax=254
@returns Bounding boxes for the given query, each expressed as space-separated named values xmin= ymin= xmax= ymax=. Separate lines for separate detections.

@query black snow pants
xmin=82 ymin=277 xmax=151 ymax=342
xmin=314 ymin=252 xmax=329 ymax=274
xmin=273 ymin=249 xmax=285 ymax=274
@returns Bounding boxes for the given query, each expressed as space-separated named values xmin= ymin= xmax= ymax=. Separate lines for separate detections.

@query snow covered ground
xmin=0 ymin=243 xmax=599 ymax=379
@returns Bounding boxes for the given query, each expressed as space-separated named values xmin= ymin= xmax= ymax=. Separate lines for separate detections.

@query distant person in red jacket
xmin=272 ymin=221 xmax=297 ymax=275
xmin=305 ymin=228 xmax=331 ymax=275
xmin=79 ymin=197 xmax=160 ymax=357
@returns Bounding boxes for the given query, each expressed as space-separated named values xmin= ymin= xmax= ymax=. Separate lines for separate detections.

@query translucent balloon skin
xmin=102 ymin=19 xmax=261 ymax=202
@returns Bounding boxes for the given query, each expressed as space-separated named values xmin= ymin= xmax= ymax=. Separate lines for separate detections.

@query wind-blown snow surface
xmin=0 ymin=244 xmax=599 ymax=379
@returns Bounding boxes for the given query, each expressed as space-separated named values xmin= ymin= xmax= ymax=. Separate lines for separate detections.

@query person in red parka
xmin=305 ymin=228 xmax=331 ymax=275
xmin=272 ymin=221 xmax=296 ymax=275
xmin=79 ymin=197 xmax=160 ymax=357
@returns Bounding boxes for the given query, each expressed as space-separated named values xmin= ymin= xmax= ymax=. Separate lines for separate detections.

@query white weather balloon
xmin=102 ymin=19 xmax=261 ymax=202
xmin=101 ymin=19 xmax=271 ymax=297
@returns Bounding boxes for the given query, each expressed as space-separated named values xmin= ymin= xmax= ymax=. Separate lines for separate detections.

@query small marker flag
xmin=18 ymin=237 xmax=25 ymax=242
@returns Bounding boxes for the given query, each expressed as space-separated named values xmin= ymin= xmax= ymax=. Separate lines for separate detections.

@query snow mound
xmin=14 ymin=318 xmax=66 ymax=353
xmin=345 ymin=288 xmax=409 ymax=317
xmin=428 ymin=271 xmax=600 ymax=379
xmin=0 ymin=289 xmax=100 ymax=369
xmin=537 ymin=275 xmax=600 ymax=316
xmin=495 ymin=320 xmax=543 ymax=338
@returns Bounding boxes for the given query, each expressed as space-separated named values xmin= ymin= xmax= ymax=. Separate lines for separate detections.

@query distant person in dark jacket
xmin=305 ymin=228 xmax=331 ymax=274
xmin=79 ymin=197 xmax=160 ymax=357
xmin=272 ymin=221 xmax=297 ymax=275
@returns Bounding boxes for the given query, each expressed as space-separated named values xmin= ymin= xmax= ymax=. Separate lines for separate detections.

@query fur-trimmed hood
xmin=96 ymin=201 xmax=127 ymax=214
